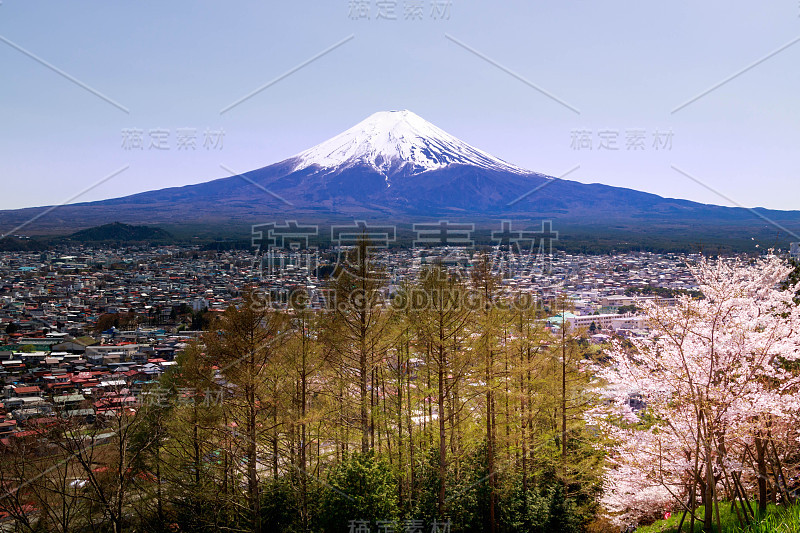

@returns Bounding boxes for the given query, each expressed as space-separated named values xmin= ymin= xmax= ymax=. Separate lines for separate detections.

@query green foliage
xmin=543 ymin=484 xmax=583 ymax=533
xmin=635 ymin=503 xmax=798 ymax=533
xmin=736 ymin=503 xmax=800 ymax=532
xmin=412 ymin=444 xmax=492 ymax=532
xmin=191 ymin=308 xmax=212 ymax=330
xmin=499 ymin=480 xmax=550 ymax=533
xmin=260 ymin=479 xmax=302 ymax=532
xmin=499 ymin=472 xmax=588 ymax=533
xmin=410 ymin=442 xmax=596 ymax=533
xmin=319 ymin=452 xmax=399 ymax=532
xmin=410 ymin=445 xmax=444 ymax=521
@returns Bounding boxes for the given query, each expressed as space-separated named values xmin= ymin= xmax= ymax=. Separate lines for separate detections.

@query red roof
xmin=12 ymin=386 xmax=41 ymax=394
xmin=47 ymin=382 xmax=74 ymax=390
xmin=10 ymin=429 xmax=44 ymax=439
xmin=26 ymin=417 xmax=57 ymax=427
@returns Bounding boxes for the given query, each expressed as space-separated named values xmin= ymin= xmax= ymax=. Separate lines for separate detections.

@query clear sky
xmin=1 ymin=1 xmax=799 ymax=211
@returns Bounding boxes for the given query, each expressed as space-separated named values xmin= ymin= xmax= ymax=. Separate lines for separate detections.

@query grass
xmin=635 ymin=503 xmax=799 ymax=533
xmin=734 ymin=503 xmax=800 ymax=532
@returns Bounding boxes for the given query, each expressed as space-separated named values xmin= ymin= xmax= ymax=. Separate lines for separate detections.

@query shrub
xmin=318 ymin=452 xmax=399 ymax=532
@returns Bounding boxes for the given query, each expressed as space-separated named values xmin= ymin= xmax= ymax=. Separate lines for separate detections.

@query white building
xmin=566 ymin=313 xmax=648 ymax=333
xmin=566 ymin=313 xmax=623 ymax=330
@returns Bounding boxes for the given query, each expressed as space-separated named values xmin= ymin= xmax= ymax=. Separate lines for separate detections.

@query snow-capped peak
xmin=290 ymin=110 xmax=530 ymax=178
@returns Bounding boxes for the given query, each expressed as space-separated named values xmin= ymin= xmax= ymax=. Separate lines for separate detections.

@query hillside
xmin=64 ymin=222 xmax=174 ymax=243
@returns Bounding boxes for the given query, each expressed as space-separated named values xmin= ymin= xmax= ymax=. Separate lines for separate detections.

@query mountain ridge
xmin=0 ymin=110 xmax=798 ymax=249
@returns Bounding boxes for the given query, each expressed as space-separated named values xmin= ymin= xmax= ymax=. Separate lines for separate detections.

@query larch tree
xmin=204 ymin=290 xmax=288 ymax=533
xmin=406 ymin=263 xmax=472 ymax=519
xmin=471 ymin=251 xmax=503 ymax=533
xmin=325 ymin=238 xmax=391 ymax=454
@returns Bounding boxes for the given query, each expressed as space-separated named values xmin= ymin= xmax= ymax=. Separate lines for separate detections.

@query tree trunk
xmin=438 ymin=342 xmax=446 ymax=518
xmin=397 ymin=338 xmax=404 ymax=508
xmin=248 ymin=380 xmax=261 ymax=533
xmin=486 ymin=347 xmax=497 ymax=533
xmin=755 ymin=438 xmax=768 ymax=514
xmin=704 ymin=455 xmax=714 ymax=533
xmin=361 ymin=339 xmax=369 ymax=454
xmin=561 ymin=315 xmax=567 ymax=464
xmin=300 ymin=318 xmax=308 ymax=530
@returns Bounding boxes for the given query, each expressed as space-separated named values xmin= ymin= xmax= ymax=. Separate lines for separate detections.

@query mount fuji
xmin=1 ymin=110 xmax=800 ymax=248
xmin=290 ymin=110 xmax=529 ymax=179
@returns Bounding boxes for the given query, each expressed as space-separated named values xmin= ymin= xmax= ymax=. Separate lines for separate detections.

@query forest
xmin=0 ymin=247 xmax=799 ymax=533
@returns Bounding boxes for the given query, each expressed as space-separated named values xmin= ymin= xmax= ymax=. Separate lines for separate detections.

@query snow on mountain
xmin=290 ymin=110 xmax=531 ymax=181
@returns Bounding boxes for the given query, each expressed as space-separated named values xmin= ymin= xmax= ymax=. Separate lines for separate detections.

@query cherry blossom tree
xmin=594 ymin=254 xmax=800 ymax=531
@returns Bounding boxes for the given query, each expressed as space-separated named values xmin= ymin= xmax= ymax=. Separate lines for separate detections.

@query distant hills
xmin=64 ymin=222 xmax=173 ymax=243
xmin=0 ymin=236 xmax=47 ymax=252
xmin=0 ymin=223 xmax=174 ymax=250
xmin=0 ymin=110 xmax=798 ymax=253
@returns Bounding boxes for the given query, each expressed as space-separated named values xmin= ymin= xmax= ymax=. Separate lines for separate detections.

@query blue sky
xmin=1 ymin=1 xmax=799 ymax=211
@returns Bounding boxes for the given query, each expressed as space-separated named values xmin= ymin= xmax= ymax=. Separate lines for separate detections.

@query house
xmin=9 ymin=385 xmax=42 ymax=398
xmin=17 ymin=337 xmax=61 ymax=349
xmin=11 ymin=405 xmax=53 ymax=420
xmin=53 ymin=336 xmax=98 ymax=353
xmin=85 ymin=344 xmax=141 ymax=362
xmin=590 ymin=333 xmax=612 ymax=345
xmin=1 ymin=359 xmax=24 ymax=373
xmin=0 ymin=418 xmax=17 ymax=437
xmin=53 ymin=393 xmax=86 ymax=410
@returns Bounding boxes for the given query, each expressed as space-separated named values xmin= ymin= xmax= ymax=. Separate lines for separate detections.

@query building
xmin=566 ymin=313 xmax=623 ymax=331
xmin=562 ymin=313 xmax=649 ymax=334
